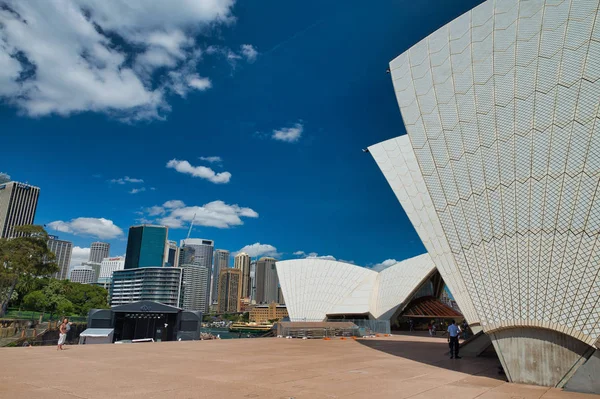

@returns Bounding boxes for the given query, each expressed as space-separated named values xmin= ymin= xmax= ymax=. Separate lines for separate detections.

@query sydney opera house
xmin=278 ymin=0 xmax=600 ymax=394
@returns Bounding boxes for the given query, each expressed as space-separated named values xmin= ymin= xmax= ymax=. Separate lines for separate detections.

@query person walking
xmin=409 ymin=319 xmax=414 ymax=332
xmin=57 ymin=318 xmax=69 ymax=350
xmin=447 ymin=319 xmax=462 ymax=359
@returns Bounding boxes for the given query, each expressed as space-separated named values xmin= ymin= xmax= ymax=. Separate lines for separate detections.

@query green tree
xmin=63 ymin=281 xmax=108 ymax=315
xmin=0 ymin=225 xmax=58 ymax=316
xmin=22 ymin=290 xmax=48 ymax=312
xmin=42 ymin=279 xmax=73 ymax=319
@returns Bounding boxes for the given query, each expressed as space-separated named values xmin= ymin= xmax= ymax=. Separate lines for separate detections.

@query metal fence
xmin=278 ymin=325 xmax=360 ymax=339
xmin=326 ymin=319 xmax=390 ymax=335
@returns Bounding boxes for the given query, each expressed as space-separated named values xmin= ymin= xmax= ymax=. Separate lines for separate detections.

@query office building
xmin=0 ymin=181 xmax=40 ymax=239
xmin=81 ymin=261 xmax=101 ymax=283
xmin=98 ymin=256 xmax=125 ymax=288
xmin=89 ymin=242 xmax=110 ymax=263
xmin=110 ymin=267 xmax=182 ymax=307
xmin=180 ymin=238 xmax=213 ymax=306
xmin=234 ymin=252 xmax=251 ymax=299
xmin=212 ymin=249 xmax=230 ymax=304
xmin=255 ymin=257 xmax=279 ymax=304
xmin=367 ymin=0 xmax=600 ymax=392
xmin=47 ymin=236 xmax=73 ymax=280
xmin=70 ymin=266 xmax=96 ymax=284
xmin=166 ymin=240 xmax=179 ymax=267
xmin=249 ymin=303 xmax=288 ymax=324
xmin=181 ymin=263 xmax=209 ymax=312
xmin=124 ymin=225 xmax=168 ymax=269
xmin=217 ymin=268 xmax=241 ymax=313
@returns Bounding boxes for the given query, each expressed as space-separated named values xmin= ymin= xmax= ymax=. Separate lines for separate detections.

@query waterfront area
xmin=0 ymin=334 xmax=595 ymax=399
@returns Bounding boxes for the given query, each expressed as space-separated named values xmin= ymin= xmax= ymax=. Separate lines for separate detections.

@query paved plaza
xmin=0 ymin=334 xmax=597 ymax=399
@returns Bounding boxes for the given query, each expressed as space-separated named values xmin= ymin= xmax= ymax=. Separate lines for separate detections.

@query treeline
xmin=1 ymin=225 xmax=108 ymax=318
xmin=11 ymin=277 xmax=109 ymax=318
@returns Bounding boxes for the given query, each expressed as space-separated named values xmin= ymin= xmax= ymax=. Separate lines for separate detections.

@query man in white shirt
xmin=447 ymin=319 xmax=462 ymax=359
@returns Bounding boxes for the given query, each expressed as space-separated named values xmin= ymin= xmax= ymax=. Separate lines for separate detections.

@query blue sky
xmin=0 ymin=0 xmax=483 ymax=268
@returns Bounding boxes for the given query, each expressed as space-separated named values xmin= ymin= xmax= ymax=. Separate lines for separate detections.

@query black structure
xmin=87 ymin=301 xmax=202 ymax=342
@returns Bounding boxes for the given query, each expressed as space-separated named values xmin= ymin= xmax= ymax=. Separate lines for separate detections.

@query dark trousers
xmin=449 ymin=336 xmax=459 ymax=357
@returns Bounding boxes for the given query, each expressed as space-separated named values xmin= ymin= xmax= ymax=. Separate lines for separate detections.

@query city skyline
xmin=0 ymin=0 xmax=486 ymax=270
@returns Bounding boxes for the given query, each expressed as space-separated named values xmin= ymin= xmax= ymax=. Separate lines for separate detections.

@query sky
xmin=0 ymin=0 xmax=484 ymax=269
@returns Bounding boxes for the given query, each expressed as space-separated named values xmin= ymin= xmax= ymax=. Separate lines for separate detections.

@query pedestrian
xmin=409 ymin=319 xmax=414 ymax=332
xmin=432 ymin=322 xmax=437 ymax=336
xmin=447 ymin=319 xmax=462 ymax=359
xmin=57 ymin=318 xmax=69 ymax=351
xmin=428 ymin=322 xmax=432 ymax=336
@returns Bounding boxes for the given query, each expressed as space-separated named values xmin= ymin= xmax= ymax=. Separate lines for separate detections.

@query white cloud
xmin=0 ymin=0 xmax=235 ymax=120
xmin=144 ymin=199 xmax=258 ymax=229
xmin=272 ymin=122 xmax=303 ymax=143
xmin=110 ymin=176 xmax=144 ymax=184
xmin=371 ymin=259 xmax=398 ymax=272
xmin=294 ymin=250 xmax=336 ymax=261
xmin=129 ymin=187 xmax=146 ymax=194
xmin=0 ymin=172 xmax=10 ymax=183
xmin=70 ymin=246 xmax=90 ymax=268
xmin=236 ymin=243 xmax=280 ymax=258
xmin=47 ymin=217 xmax=124 ymax=239
xmin=166 ymin=159 xmax=231 ymax=184
xmin=199 ymin=156 xmax=222 ymax=163
xmin=240 ymin=44 xmax=258 ymax=62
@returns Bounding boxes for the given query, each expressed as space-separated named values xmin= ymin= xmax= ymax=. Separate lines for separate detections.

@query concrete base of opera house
xmin=1 ymin=334 xmax=597 ymax=399
xmin=489 ymin=328 xmax=600 ymax=394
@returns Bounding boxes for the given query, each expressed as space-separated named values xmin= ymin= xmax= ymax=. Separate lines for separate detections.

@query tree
xmin=0 ymin=225 xmax=58 ymax=316
xmin=22 ymin=290 xmax=48 ymax=312
xmin=63 ymin=281 xmax=108 ymax=315
xmin=42 ymin=279 xmax=73 ymax=319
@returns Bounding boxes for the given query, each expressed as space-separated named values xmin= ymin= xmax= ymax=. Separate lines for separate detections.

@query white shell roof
xmin=276 ymin=255 xmax=435 ymax=322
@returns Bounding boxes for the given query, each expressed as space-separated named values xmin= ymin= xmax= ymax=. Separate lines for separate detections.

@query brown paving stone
xmin=0 ymin=335 xmax=597 ymax=399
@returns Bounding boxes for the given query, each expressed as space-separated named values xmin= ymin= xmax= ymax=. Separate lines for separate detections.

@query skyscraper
xmin=89 ymin=242 xmax=110 ymax=263
xmin=166 ymin=240 xmax=179 ymax=267
xmin=234 ymin=252 xmax=251 ymax=299
xmin=255 ymin=257 xmax=279 ymax=304
xmin=180 ymin=238 xmax=213 ymax=306
xmin=47 ymin=235 xmax=73 ymax=280
xmin=70 ymin=266 xmax=96 ymax=284
xmin=218 ymin=268 xmax=241 ymax=313
xmin=0 ymin=181 xmax=40 ymax=239
xmin=98 ymin=256 xmax=125 ymax=288
xmin=181 ymin=263 xmax=209 ymax=312
xmin=212 ymin=249 xmax=230 ymax=304
xmin=124 ymin=225 xmax=168 ymax=269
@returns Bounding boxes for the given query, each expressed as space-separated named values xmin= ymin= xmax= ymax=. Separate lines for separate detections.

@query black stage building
xmin=87 ymin=301 xmax=202 ymax=342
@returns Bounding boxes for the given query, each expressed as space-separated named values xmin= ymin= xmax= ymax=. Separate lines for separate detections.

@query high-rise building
xmin=89 ymin=242 xmax=110 ymax=263
xmin=181 ymin=263 xmax=209 ymax=312
xmin=124 ymin=225 xmax=168 ymax=269
xmin=70 ymin=266 xmax=96 ymax=284
xmin=47 ymin=236 xmax=73 ymax=280
xmin=212 ymin=249 xmax=230 ymax=304
xmin=217 ymin=268 xmax=241 ymax=313
xmin=179 ymin=238 xmax=213 ymax=306
xmin=255 ymin=257 xmax=279 ymax=304
xmin=0 ymin=181 xmax=40 ymax=239
xmin=250 ymin=260 xmax=257 ymax=303
xmin=110 ymin=267 xmax=182 ymax=307
xmin=234 ymin=252 xmax=251 ymax=299
xmin=81 ymin=261 xmax=101 ymax=283
xmin=98 ymin=256 xmax=125 ymax=288
xmin=166 ymin=240 xmax=179 ymax=267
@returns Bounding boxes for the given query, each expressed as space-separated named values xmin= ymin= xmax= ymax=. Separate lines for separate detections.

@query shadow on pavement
xmin=356 ymin=334 xmax=505 ymax=381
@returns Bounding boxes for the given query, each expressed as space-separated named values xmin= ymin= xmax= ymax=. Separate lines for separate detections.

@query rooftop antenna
xmin=186 ymin=213 xmax=197 ymax=240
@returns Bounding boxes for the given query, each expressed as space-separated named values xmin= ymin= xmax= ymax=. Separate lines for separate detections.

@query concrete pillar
xmin=489 ymin=327 xmax=596 ymax=393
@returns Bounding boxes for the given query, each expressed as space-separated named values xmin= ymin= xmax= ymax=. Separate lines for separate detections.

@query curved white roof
xmin=276 ymin=255 xmax=435 ymax=322
xmin=369 ymin=136 xmax=479 ymax=327
xmin=381 ymin=0 xmax=600 ymax=346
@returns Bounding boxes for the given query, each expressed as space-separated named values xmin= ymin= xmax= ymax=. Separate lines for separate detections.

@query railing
xmin=326 ymin=319 xmax=390 ymax=335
